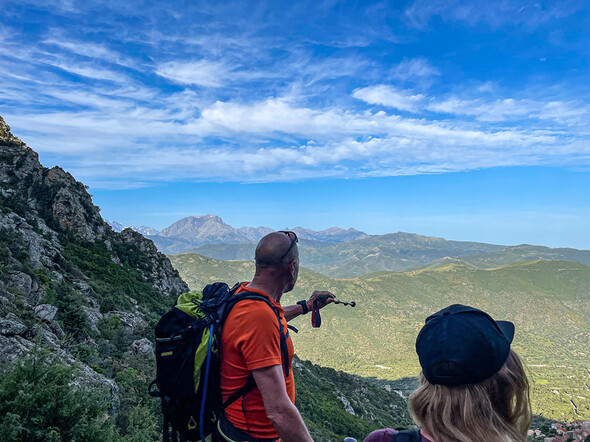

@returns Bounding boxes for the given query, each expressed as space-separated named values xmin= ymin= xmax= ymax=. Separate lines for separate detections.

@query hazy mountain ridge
xmin=181 ymin=233 xmax=590 ymax=279
xmin=107 ymin=220 xmax=160 ymax=236
xmin=141 ymin=214 xmax=368 ymax=253
xmin=180 ymin=232 xmax=506 ymax=278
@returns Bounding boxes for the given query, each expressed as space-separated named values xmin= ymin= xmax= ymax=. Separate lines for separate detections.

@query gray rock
xmin=82 ymin=306 xmax=103 ymax=332
xmin=0 ymin=334 xmax=35 ymax=362
xmin=0 ymin=296 xmax=9 ymax=309
xmin=0 ymin=289 xmax=15 ymax=302
xmin=117 ymin=228 xmax=189 ymax=297
xmin=48 ymin=320 xmax=65 ymax=339
xmin=105 ymin=311 xmax=146 ymax=333
xmin=0 ymin=315 xmax=27 ymax=336
xmin=130 ymin=338 xmax=154 ymax=357
xmin=35 ymin=304 xmax=58 ymax=322
xmin=6 ymin=271 xmax=33 ymax=297
xmin=37 ymin=323 xmax=60 ymax=348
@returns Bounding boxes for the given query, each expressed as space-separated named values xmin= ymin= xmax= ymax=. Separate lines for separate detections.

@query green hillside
xmin=181 ymin=237 xmax=590 ymax=280
xmin=172 ymin=253 xmax=590 ymax=422
xmin=457 ymin=244 xmax=590 ymax=268
xmin=183 ymin=233 xmax=503 ymax=277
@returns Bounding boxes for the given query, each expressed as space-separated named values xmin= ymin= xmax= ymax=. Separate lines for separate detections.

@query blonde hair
xmin=409 ymin=350 xmax=532 ymax=442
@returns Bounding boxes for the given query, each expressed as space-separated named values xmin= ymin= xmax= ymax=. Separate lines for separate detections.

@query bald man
xmin=215 ymin=231 xmax=334 ymax=442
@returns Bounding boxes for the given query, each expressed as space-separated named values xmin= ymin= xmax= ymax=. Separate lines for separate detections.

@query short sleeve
xmin=364 ymin=428 xmax=396 ymax=442
xmin=231 ymin=301 xmax=282 ymax=370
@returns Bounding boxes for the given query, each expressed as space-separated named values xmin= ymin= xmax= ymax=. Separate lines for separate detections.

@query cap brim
xmin=496 ymin=320 xmax=515 ymax=343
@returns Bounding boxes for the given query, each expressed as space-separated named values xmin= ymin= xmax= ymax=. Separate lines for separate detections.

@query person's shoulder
xmin=364 ymin=428 xmax=395 ymax=442
xmin=226 ymin=297 xmax=277 ymax=324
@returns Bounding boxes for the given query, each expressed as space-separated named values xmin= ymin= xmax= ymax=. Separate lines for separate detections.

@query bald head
xmin=255 ymin=232 xmax=298 ymax=268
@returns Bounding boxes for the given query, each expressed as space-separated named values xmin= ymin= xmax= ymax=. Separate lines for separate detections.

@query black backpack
xmin=149 ymin=282 xmax=290 ymax=442
xmin=393 ymin=428 xmax=421 ymax=441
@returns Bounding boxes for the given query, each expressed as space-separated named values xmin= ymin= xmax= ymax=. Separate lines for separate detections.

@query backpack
xmin=393 ymin=428 xmax=421 ymax=441
xmin=148 ymin=282 xmax=291 ymax=442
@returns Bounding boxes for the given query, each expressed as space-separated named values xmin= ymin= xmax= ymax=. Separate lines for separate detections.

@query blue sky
xmin=1 ymin=1 xmax=589 ymax=247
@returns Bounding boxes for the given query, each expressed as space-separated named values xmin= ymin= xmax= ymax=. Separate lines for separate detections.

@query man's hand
xmin=284 ymin=291 xmax=335 ymax=322
xmin=306 ymin=290 xmax=335 ymax=312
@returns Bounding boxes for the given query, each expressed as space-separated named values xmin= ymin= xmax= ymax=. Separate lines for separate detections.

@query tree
xmin=0 ymin=348 xmax=120 ymax=441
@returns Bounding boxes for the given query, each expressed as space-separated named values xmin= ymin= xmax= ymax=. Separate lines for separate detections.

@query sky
xmin=1 ymin=0 xmax=589 ymax=248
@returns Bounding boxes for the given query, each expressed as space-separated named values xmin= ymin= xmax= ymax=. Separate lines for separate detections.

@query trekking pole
xmin=312 ymin=295 xmax=357 ymax=327
xmin=333 ymin=298 xmax=356 ymax=307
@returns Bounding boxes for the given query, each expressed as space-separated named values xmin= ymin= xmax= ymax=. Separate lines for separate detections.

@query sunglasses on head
xmin=278 ymin=230 xmax=298 ymax=262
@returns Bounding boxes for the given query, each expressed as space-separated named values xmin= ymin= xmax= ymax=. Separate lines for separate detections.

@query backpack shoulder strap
xmin=394 ymin=429 xmax=421 ymax=442
xmin=226 ymin=291 xmax=291 ymax=378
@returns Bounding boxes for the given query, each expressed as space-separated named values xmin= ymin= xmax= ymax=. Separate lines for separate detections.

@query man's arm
xmin=252 ymin=364 xmax=313 ymax=442
xmin=284 ymin=290 xmax=335 ymax=322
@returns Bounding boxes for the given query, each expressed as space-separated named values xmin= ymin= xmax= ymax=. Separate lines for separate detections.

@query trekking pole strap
xmin=311 ymin=298 xmax=322 ymax=327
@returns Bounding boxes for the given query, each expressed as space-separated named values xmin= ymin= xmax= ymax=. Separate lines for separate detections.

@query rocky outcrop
xmin=0 ymin=114 xmax=188 ymax=417
xmin=118 ymin=228 xmax=188 ymax=296
xmin=130 ymin=338 xmax=154 ymax=357
xmin=35 ymin=304 xmax=58 ymax=321
xmin=0 ymin=313 xmax=27 ymax=336
xmin=0 ymin=114 xmax=187 ymax=299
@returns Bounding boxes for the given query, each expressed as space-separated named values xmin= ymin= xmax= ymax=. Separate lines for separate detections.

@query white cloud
xmin=46 ymin=61 xmax=127 ymax=83
xmin=352 ymin=85 xmax=426 ymax=112
xmin=1 ymin=2 xmax=588 ymax=189
xmin=427 ymin=96 xmax=589 ymax=125
xmin=42 ymin=37 xmax=133 ymax=66
xmin=391 ymin=58 xmax=440 ymax=81
xmin=155 ymin=60 xmax=231 ymax=87
xmin=404 ymin=0 xmax=584 ymax=29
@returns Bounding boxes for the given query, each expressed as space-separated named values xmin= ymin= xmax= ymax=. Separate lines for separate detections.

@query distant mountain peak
xmin=107 ymin=220 xmax=159 ymax=237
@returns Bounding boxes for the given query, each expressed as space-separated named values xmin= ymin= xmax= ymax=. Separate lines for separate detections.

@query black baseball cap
xmin=415 ymin=304 xmax=515 ymax=387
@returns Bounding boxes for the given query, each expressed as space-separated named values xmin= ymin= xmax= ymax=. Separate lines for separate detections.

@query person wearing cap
xmin=365 ymin=304 xmax=532 ymax=442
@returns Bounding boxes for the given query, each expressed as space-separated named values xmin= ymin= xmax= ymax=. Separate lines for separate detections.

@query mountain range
xmin=107 ymin=215 xmax=368 ymax=254
xmin=109 ymin=217 xmax=590 ymax=279
xmin=107 ymin=220 xmax=160 ymax=236
xmin=180 ymin=234 xmax=590 ymax=279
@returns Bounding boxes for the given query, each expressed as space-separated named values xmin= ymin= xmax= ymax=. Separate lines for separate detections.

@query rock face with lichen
xmin=0 ymin=114 xmax=188 ymax=413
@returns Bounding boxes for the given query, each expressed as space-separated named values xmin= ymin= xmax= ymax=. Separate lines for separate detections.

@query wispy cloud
xmin=155 ymin=60 xmax=232 ymax=87
xmin=427 ymin=96 xmax=589 ymax=125
xmin=404 ymin=0 xmax=584 ymax=29
xmin=1 ymin=0 xmax=588 ymax=190
xmin=390 ymin=58 xmax=440 ymax=82
xmin=352 ymin=85 xmax=426 ymax=112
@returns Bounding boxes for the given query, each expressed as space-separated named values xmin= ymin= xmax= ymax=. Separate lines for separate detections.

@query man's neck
xmin=246 ymin=276 xmax=284 ymax=303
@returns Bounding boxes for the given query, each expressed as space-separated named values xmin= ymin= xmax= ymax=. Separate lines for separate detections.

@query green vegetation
xmin=172 ymin=253 xmax=590 ymax=422
xmin=54 ymin=282 xmax=89 ymax=337
xmin=294 ymin=357 xmax=412 ymax=441
xmin=62 ymin=240 xmax=169 ymax=314
xmin=182 ymin=236 xmax=590 ymax=279
xmin=0 ymin=348 xmax=119 ymax=442
xmin=0 ymin=348 xmax=162 ymax=442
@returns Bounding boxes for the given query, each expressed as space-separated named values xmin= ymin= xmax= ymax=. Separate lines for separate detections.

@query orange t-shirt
xmin=220 ymin=283 xmax=295 ymax=439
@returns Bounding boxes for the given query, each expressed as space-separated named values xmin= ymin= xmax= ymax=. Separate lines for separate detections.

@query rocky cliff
xmin=0 ymin=115 xmax=188 ymax=412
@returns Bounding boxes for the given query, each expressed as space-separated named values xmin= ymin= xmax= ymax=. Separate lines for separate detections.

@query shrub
xmin=0 ymin=348 xmax=120 ymax=442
